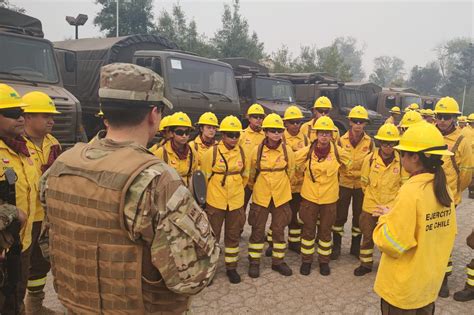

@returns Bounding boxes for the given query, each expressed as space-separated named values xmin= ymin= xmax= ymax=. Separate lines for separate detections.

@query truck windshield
xmin=402 ymin=95 xmax=422 ymax=108
xmin=0 ymin=34 xmax=59 ymax=84
xmin=256 ymin=78 xmax=294 ymax=102
xmin=167 ymin=57 xmax=238 ymax=101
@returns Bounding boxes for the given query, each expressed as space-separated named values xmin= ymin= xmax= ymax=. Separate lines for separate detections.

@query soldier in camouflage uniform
xmin=40 ymin=63 xmax=220 ymax=314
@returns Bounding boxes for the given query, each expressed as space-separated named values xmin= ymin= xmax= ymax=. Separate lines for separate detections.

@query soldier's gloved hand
xmin=0 ymin=230 xmax=14 ymax=249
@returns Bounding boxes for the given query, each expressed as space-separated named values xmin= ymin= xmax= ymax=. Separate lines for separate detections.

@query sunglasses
xmin=317 ymin=130 xmax=332 ymax=136
xmin=316 ymin=109 xmax=330 ymax=115
xmin=379 ymin=141 xmax=397 ymax=147
xmin=265 ymin=128 xmax=284 ymax=134
xmin=249 ymin=115 xmax=265 ymax=120
xmin=173 ymin=129 xmax=191 ymax=136
xmin=287 ymin=120 xmax=302 ymax=125
xmin=350 ymin=119 xmax=367 ymax=125
xmin=223 ymin=132 xmax=240 ymax=139
xmin=0 ymin=108 xmax=24 ymax=120
xmin=436 ymin=114 xmax=454 ymax=121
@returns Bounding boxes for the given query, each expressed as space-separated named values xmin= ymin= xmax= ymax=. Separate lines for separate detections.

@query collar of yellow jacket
xmin=342 ymin=131 xmax=370 ymax=141
xmin=216 ymin=141 xmax=238 ymax=154
xmin=284 ymin=129 xmax=304 ymax=140
xmin=443 ymin=127 xmax=462 ymax=142
xmin=244 ymin=126 xmax=264 ymax=135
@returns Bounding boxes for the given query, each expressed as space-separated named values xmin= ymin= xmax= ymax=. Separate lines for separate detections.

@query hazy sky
xmin=13 ymin=0 xmax=474 ymax=78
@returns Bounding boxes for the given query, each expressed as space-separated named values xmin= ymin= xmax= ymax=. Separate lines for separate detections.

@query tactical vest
xmin=45 ymin=141 xmax=190 ymax=314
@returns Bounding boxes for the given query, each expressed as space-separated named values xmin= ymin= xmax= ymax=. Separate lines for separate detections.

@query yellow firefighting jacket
xmin=301 ymin=118 xmax=340 ymax=143
xmin=360 ymin=149 xmax=408 ymax=214
xmin=461 ymin=125 xmax=474 ymax=154
xmin=295 ymin=142 xmax=350 ymax=205
xmin=238 ymin=126 xmax=265 ymax=158
xmin=373 ymin=173 xmax=457 ymax=309
xmin=201 ymin=142 xmax=250 ymax=211
xmin=384 ymin=116 xmax=395 ymax=125
xmin=25 ymin=134 xmax=61 ymax=222
xmin=441 ymin=128 xmax=473 ymax=205
xmin=154 ymin=141 xmax=198 ymax=186
xmin=0 ymin=139 xmax=39 ymax=252
xmin=248 ymin=142 xmax=295 ymax=208
xmin=283 ymin=129 xmax=309 ymax=193
xmin=189 ymin=136 xmax=215 ymax=169
xmin=338 ymin=131 xmax=374 ymax=189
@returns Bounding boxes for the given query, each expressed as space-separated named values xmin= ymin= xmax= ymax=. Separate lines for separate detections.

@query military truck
xmin=54 ymin=36 xmax=242 ymax=139
xmin=0 ymin=8 xmax=85 ymax=147
xmin=271 ymin=73 xmax=384 ymax=135
xmin=219 ymin=58 xmax=311 ymax=124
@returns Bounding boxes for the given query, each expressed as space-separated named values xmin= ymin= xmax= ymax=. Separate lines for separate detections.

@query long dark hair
xmin=418 ymin=153 xmax=452 ymax=207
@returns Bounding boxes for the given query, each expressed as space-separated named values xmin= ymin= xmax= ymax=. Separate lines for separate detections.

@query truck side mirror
xmin=64 ymin=51 xmax=76 ymax=73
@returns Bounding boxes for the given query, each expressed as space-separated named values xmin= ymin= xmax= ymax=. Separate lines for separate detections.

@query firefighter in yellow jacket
xmin=332 ymin=105 xmax=374 ymax=260
xmin=458 ymin=115 xmax=468 ymax=128
xmin=295 ymin=116 xmax=350 ymax=276
xmin=372 ymin=122 xmax=456 ymax=314
xmin=398 ymin=110 xmax=423 ymax=135
xmin=0 ymin=84 xmax=40 ymax=314
xmin=421 ymin=109 xmax=436 ymax=124
xmin=462 ymin=113 xmax=474 ymax=199
xmin=154 ymin=112 xmax=198 ymax=186
xmin=149 ymin=115 xmax=171 ymax=153
xmin=189 ymin=112 xmax=219 ymax=168
xmin=354 ymin=123 xmax=407 ymax=277
xmin=301 ymin=96 xmax=340 ymax=142
xmin=22 ymin=91 xmax=62 ymax=314
xmin=201 ymin=116 xmax=250 ymax=284
xmin=247 ymin=113 xmax=295 ymax=278
xmin=434 ymin=97 xmax=473 ymax=297
xmin=384 ymin=106 xmax=401 ymax=125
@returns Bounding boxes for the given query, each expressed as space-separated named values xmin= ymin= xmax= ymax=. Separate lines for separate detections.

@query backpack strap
xmin=194 ymin=141 xmax=198 ymax=152
xmin=163 ymin=148 xmax=169 ymax=163
xmin=369 ymin=151 xmax=376 ymax=167
xmin=254 ymin=142 xmax=288 ymax=183
xmin=186 ymin=144 xmax=194 ymax=179
xmin=332 ymin=142 xmax=341 ymax=164
xmin=303 ymin=134 xmax=309 ymax=147
xmin=450 ymin=135 xmax=464 ymax=176
xmin=306 ymin=141 xmax=318 ymax=183
xmin=369 ymin=137 xmax=375 ymax=153
xmin=238 ymin=145 xmax=246 ymax=175
xmin=254 ymin=142 xmax=265 ymax=183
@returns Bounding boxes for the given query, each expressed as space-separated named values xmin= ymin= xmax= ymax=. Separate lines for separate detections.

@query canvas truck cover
xmin=53 ymin=35 xmax=178 ymax=112
xmin=0 ymin=7 xmax=44 ymax=37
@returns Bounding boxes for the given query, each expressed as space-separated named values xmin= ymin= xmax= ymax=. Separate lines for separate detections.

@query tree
xmin=407 ymin=62 xmax=442 ymax=95
xmin=292 ymin=45 xmax=319 ymax=73
xmin=212 ymin=0 xmax=266 ymax=61
xmin=156 ymin=4 xmax=216 ymax=56
xmin=317 ymin=44 xmax=351 ymax=81
xmin=333 ymin=36 xmax=365 ymax=80
xmin=369 ymin=56 xmax=405 ymax=87
xmin=271 ymin=45 xmax=293 ymax=73
xmin=0 ymin=0 xmax=25 ymax=12
xmin=94 ymin=0 xmax=155 ymax=37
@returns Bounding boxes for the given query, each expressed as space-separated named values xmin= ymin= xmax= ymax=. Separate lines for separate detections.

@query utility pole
xmin=116 ymin=0 xmax=119 ymax=37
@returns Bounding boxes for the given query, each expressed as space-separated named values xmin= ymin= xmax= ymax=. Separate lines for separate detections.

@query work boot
xmin=300 ymin=262 xmax=312 ymax=276
xmin=453 ymin=286 xmax=474 ymax=302
xmin=331 ymin=233 xmax=341 ymax=260
xmin=226 ymin=269 xmax=241 ymax=284
xmin=354 ymin=265 xmax=372 ymax=277
xmin=438 ymin=275 xmax=450 ymax=298
xmin=265 ymin=246 xmax=273 ymax=257
xmin=248 ymin=264 xmax=260 ymax=278
xmin=319 ymin=263 xmax=330 ymax=276
xmin=272 ymin=262 xmax=293 ymax=276
xmin=350 ymin=235 xmax=362 ymax=257
xmin=25 ymin=290 xmax=56 ymax=315
xmin=288 ymin=242 xmax=301 ymax=254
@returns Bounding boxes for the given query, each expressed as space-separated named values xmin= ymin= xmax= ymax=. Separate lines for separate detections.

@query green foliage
xmin=317 ymin=44 xmax=351 ymax=81
xmin=333 ymin=37 xmax=365 ymax=80
xmin=369 ymin=56 xmax=405 ymax=87
xmin=407 ymin=62 xmax=442 ymax=95
xmin=94 ymin=0 xmax=155 ymax=37
xmin=212 ymin=0 xmax=266 ymax=62
xmin=271 ymin=45 xmax=293 ymax=73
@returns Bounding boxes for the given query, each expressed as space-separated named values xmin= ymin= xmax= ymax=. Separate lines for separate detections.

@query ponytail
xmin=418 ymin=153 xmax=452 ymax=207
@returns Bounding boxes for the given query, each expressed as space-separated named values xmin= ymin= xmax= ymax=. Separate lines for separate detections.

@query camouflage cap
xmin=98 ymin=63 xmax=173 ymax=109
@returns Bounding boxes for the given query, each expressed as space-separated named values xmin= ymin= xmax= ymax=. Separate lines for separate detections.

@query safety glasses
xmin=436 ymin=114 xmax=455 ymax=121
xmin=173 ymin=129 xmax=191 ymax=136
xmin=223 ymin=132 xmax=240 ymax=139
xmin=265 ymin=128 xmax=284 ymax=134
xmin=379 ymin=141 xmax=397 ymax=147
xmin=287 ymin=120 xmax=302 ymax=125
xmin=316 ymin=109 xmax=330 ymax=115
xmin=249 ymin=115 xmax=265 ymax=120
xmin=350 ymin=119 xmax=367 ymax=125
xmin=0 ymin=108 xmax=24 ymax=120
xmin=317 ymin=130 xmax=332 ymax=136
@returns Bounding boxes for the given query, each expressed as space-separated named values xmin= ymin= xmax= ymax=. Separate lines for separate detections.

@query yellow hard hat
xmin=389 ymin=106 xmax=401 ymax=114
xmin=22 ymin=91 xmax=61 ymax=114
xmin=283 ymin=105 xmax=304 ymax=120
xmin=404 ymin=107 xmax=412 ymax=113
xmin=374 ymin=123 xmax=400 ymax=142
xmin=313 ymin=96 xmax=332 ymax=109
xmin=159 ymin=115 xmax=171 ymax=131
xmin=197 ymin=112 xmax=219 ymax=127
xmin=348 ymin=105 xmax=369 ymax=120
xmin=434 ymin=96 xmax=461 ymax=115
xmin=395 ymin=122 xmax=453 ymax=156
xmin=219 ymin=115 xmax=243 ymax=132
xmin=423 ymin=109 xmax=435 ymax=117
xmin=0 ymin=84 xmax=27 ymax=110
xmin=468 ymin=113 xmax=474 ymax=123
xmin=167 ymin=112 xmax=193 ymax=128
xmin=457 ymin=115 xmax=468 ymax=123
xmin=247 ymin=103 xmax=265 ymax=116
xmin=312 ymin=116 xmax=337 ymax=131
xmin=262 ymin=113 xmax=284 ymax=129
xmin=408 ymin=103 xmax=420 ymax=111
xmin=400 ymin=111 xmax=423 ymax=128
